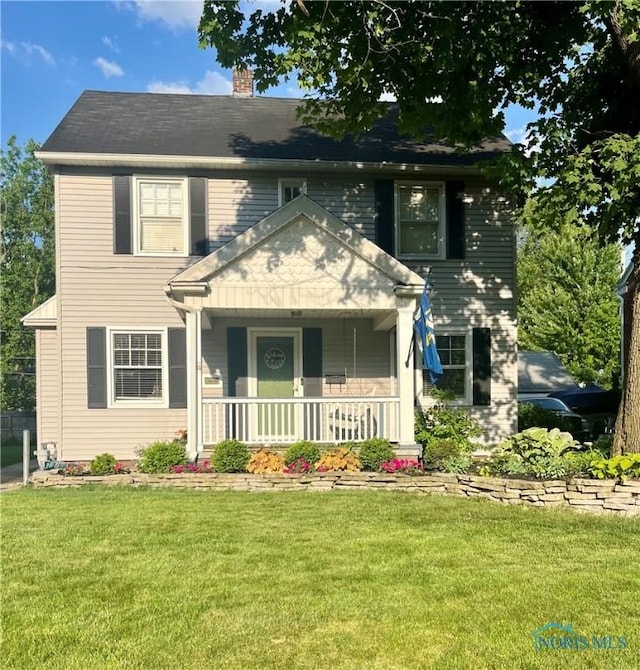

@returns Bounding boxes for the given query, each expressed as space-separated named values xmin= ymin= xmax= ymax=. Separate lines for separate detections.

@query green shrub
xmin=358 ymin=438 xmax=394 ymax=471
xmin=563 ymin=450 xmax=604 ymax=477
xmin=487 ymin=427 xmax=580 ymax=479
xmin=592 ymin=434 xmax=614 ymax=457
xmin=139 ymin=440 xmax=187 ymax=474
xmin=423 ymin=438 xmax=463 ymax=471
xmin=518 ymin=403 xmax=573 ymax=433
xmin=283 ymin=441 xmax=321 ymax=467
xmin=211 ymin=439 xmax=250 ymax=473
xmin=441 ymin=453 xmax=474 ymax=474
xmin=415 ymin=403 xmax=481 ymax=452
xmin=588 ymin=453 xmax=640 ymax=480
xmin=89 ymin=452 xmax=117 ymax=475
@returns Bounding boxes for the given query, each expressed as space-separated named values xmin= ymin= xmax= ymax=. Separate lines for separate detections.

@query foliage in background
xmin=211 ymin=439 xmax=250 ymax=473
xmin=283 ymin=441 xmax=320 ymax=467
xmin=138 ymin=440 xmax=187 ymax=474
xmin=517 ymin=218 xmax=621 ymax=388
xmin=0 ymin=137 xmax=55 ymax=410
xmin=518 ymin=402 xmax=575 ymax=434
xmin=199 ymin=1 xmax=640 ymax=455
xmin=89 ymin=453 xmax=117 ymax=476
xmin=357 ymin=438 xmax=394 ymax=472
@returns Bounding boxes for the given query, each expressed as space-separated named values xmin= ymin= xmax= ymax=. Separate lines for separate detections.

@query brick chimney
xmin=232 ymin=67 xmax=254 ymax=97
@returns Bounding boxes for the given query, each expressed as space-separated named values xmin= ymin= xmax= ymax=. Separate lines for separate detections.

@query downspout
xmin=163 ymin=286 xmax=202 ymax=462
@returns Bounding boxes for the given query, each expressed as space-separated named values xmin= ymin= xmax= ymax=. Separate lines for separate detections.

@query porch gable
xmin=166 ymin=195 xmax=424 ymax=311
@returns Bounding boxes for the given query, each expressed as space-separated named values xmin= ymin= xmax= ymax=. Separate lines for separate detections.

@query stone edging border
xmin=29 ymin=470 xmax=640 ymax=516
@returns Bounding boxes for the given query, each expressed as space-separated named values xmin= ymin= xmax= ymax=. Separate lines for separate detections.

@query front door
xmin=256 ymin=335 xmax=296 ymax=439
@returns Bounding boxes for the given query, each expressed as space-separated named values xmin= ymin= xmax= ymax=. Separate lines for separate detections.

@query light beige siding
xmin=36 ymin=328 xmax=59 ymax=449
xmin=207 ymin=174 xmax=376 ymax=251
xmin=54 ymin=169 xmax=516 ymax=457
xmin=411 ymin=179 xmax=518 ymax=442
xmin=57 ymin=174 xmax=187 ymax=459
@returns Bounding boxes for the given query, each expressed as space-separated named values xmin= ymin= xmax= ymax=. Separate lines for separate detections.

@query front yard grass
xmin=0 ymin=437 xmax=33 ymax=468
xmin=2 ymin=488 xmax=639 ymax=669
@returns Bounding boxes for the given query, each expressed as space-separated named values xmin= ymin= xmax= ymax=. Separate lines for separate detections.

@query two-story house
xmin=23 ymin=71 xmax=517 ymax=462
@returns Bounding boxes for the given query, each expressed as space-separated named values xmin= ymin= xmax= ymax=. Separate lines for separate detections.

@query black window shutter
xmin=113 ymin=175 xmax=132 ymax=254
xmin=189 ymin=177 xmax=208 ymax=256
xmin=446 ymin=181 xmax=465 ymax=259
xmin=472 ymin=327 xmax=491 ymax=406
xmin=227 ymin=327 xmax=248 ymax=397
xmin=374 ymin=179 xmax=395 ymax=255
xmin=168 ymin=328 xmax=187 ymax=408
xmin=303 ymin=328 xmax=323 ymax=397
xmin=87 ymin=327 xmax=107 ymax=408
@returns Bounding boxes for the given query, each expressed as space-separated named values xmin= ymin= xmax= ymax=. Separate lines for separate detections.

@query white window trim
xmin=278 ymin=178 xmax=307 ymax=207
xmin=395 ymin=180 xmax=446 ymax=260
xmin=423 ymin=331 xmax=473 ymax=406
xmin=133 ymin=176 xmax=189 ymax=257
xmin=106 ymin=327 xmax=169 ymax=408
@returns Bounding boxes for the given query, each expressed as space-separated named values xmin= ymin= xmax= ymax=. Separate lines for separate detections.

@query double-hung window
xmin=111 ymin=330 xmax=166 ymax=405
xmin=279 ymin=178 xmax=307 ymax=206
xmin=135 ymin=178 xmax=187 ymax=255
xmin=423 ymin=333 xmax=471 ymax=403
xmin=396 ymin=182 xmax=446 ymax=259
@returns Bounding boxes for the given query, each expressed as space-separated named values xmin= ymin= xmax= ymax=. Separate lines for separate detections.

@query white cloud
xmin=102 ymin=36 xmax=120 ymax=53
xmin=505 ymin=125 xmax=528 ymax=144
xmin=147 ymin=70 xmax=232 ymax=95
xmin=1 ymin=39 xmax=55 ymax=65
xmin=94 ymin=57 xmax=124 ymax=78
xmin=124 ymin=1 xmax=202 ymax=30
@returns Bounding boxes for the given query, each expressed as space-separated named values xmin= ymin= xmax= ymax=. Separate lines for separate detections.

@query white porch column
xmin=185 ymin=308 xmax=202 ymax=460
xmin=395 ymin=303 xmax=420 ymax=455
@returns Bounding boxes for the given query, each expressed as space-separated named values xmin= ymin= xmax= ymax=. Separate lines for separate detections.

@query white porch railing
xmin=202 ymin=397 xmax=400 ymax=445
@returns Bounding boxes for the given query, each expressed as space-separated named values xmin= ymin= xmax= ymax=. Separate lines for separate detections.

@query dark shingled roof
xmin=41 ymin=90 xmax=511 ymax=165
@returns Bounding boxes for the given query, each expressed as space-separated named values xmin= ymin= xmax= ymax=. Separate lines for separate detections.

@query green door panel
xmin=256 ymin=336 xmax=295 ymax=438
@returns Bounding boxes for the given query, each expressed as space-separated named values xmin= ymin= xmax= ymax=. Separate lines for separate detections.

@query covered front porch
xmin=165 ymin=196 xmax=425 ymax=458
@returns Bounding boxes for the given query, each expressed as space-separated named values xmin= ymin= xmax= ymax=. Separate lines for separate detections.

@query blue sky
xmin=2 ymin=0 xmax=535 ymax=148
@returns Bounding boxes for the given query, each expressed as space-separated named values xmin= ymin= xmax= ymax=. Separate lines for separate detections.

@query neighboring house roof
xmin=517 ymin=351 xmax=578 ymax=395
xmin=22 ymin=295 xmax=57 ymax=327
xmin=617 ymin=261 xmax=633 ymax=296
xmin=40 ymin=90 xmax=510 ymax=166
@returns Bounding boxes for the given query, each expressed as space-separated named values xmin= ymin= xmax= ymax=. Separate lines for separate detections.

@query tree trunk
xmin=613 ymin=256 xmax=640 ymax=454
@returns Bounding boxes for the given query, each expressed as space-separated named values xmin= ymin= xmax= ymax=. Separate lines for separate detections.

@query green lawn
xmin=2 ymin=488 xmax=638 ymax=670
xmin=0 ymin=437 xmax=33 ymax=468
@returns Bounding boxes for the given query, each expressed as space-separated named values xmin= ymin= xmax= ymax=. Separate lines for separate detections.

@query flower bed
xmin=29 ymin=470 xmax=640 ymax=516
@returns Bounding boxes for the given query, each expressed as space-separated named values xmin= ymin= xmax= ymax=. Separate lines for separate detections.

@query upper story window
xmin=422 ymin=333 xmax=472 ymax=404
xmin=396 ymin=182 xmax=446 ymax=259
xmin=135 ymin=178 xmax=188 ymax=255
xmin=279 ymin=178 xmax=307 ymax=206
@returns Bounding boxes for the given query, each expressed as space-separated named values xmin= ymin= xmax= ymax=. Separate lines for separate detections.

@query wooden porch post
xmin=395 ymin=303 xmax=420 ymax=455
xmin=185 ymin=308 xmax=202 ymax=459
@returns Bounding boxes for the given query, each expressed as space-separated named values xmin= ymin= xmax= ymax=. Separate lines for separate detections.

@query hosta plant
xmin=315 ymin=446 xmax=361 ymax=472
xmin=589 ymin=453 xmax=640 ymax=480
xmin=247 ymin=448 xmax=285 ymax=474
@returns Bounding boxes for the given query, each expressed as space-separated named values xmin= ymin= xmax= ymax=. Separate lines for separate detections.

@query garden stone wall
xmin=29 ymin=471 xmax=640 ymax=516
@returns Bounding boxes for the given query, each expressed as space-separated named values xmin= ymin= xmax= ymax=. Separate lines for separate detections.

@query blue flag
xmin=413 ymin=283 xmax=443 ymax=384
